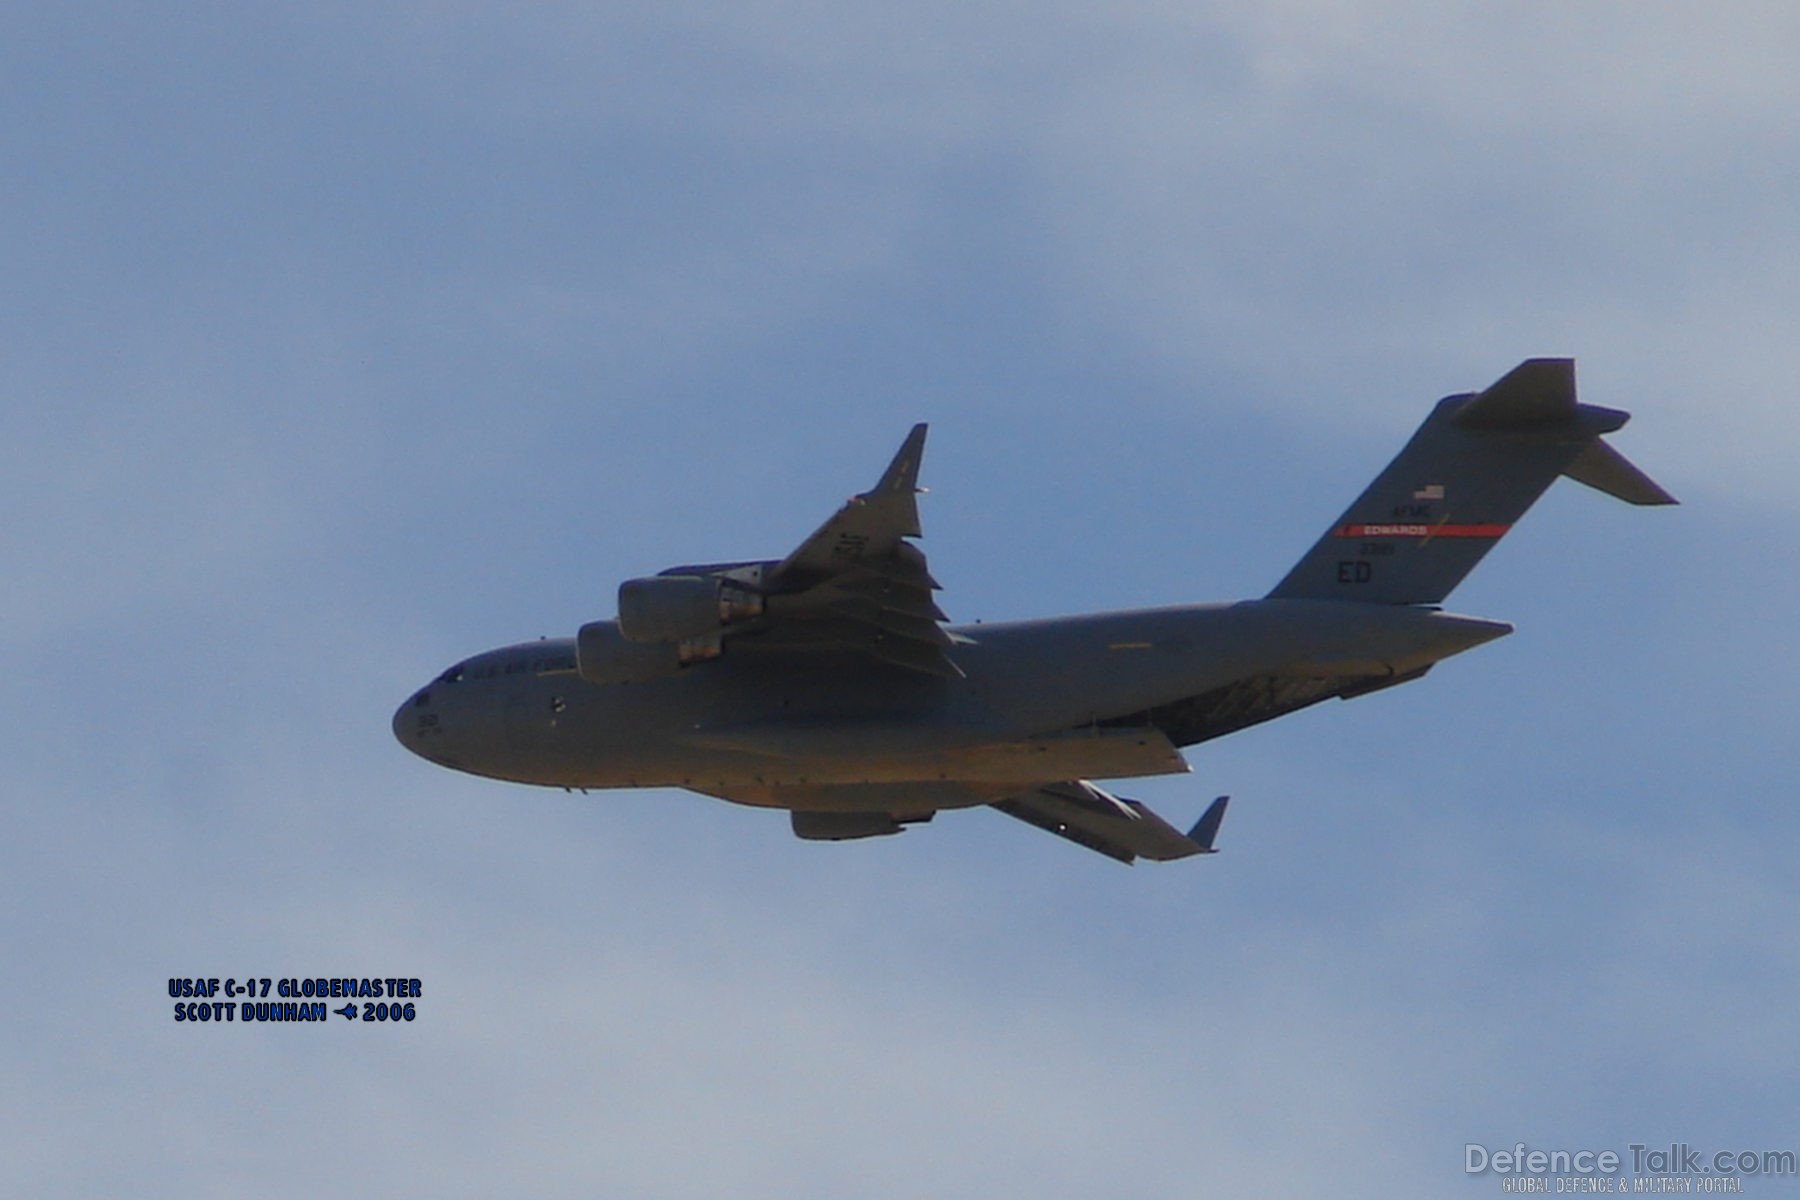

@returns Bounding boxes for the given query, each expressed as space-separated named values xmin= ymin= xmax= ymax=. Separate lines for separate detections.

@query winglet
xmin=1187 ymin=795 xmax=1229 ymax=853
xmin=871 ymin=423 xmax=929 ymax=499
xmin=764 ymin=424 xmax=956 ymax=676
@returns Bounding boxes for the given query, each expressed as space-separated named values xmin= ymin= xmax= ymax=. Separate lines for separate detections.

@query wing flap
xmin=822 ymin=599 xmax=952 ymax=644
xmin=826 ymin=574 xmax=950 ymax=622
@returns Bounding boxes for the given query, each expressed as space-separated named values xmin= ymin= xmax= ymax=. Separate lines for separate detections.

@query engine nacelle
xmin=617 ymin=574 xmax=764 ymax=644
xmin=576 ymin=621 xmax=683 ymax=685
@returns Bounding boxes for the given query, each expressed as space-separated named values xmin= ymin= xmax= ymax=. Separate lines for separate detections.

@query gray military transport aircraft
xmin=394 ymin=359 xmax=1674 ymax=864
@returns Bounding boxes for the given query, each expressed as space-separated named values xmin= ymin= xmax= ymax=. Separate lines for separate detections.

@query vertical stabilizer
xmin=1267 ymin=360 xmax=1675 ymax=606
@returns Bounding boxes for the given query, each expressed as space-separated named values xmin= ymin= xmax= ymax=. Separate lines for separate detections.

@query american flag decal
xmin=1414 ymin=484 xmax=1445 ymax=500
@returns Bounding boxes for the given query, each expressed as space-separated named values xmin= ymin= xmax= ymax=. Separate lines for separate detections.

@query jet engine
xmin=616 ymin=574 xmax=764 ymax=643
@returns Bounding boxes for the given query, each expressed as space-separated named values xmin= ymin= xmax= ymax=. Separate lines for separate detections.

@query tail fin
xmin=1267 ymin=359 xmax=1676 ymax=606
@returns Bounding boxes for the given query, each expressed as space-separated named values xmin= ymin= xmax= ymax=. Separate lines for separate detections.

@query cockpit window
xmin=435 ymin=663 xmax=466 ymax=684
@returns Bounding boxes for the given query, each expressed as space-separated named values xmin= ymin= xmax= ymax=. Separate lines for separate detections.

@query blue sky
xmin=5 ymin=5 xmax=1797 ymax=1196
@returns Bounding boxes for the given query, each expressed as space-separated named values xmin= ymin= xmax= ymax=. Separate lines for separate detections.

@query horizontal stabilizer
xmin=1449 ymin=358 xmax=1581 ymax=429
xmin=1561 ymin=438 xmax=1678 ymax=505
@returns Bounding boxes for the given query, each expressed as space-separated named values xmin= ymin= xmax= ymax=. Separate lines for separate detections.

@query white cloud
xmin=1018 ymin=5 xmax=1800 ymax=499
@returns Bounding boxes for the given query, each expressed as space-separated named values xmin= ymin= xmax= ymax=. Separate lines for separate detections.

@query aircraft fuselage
xmin=393 ymin=599 xmax=1509 ymax=802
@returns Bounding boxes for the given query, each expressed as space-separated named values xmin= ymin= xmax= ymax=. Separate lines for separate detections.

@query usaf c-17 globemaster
xmin=394 ymin=360 xmax=1675 ymax=864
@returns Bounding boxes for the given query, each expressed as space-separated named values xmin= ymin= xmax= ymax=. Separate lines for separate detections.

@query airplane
xmin=393 ymin=359 xmax=1675 ymax=864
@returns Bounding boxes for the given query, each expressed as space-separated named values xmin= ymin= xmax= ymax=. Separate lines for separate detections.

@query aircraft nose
xmin=392 ymin=688 xmax=433 ymax=758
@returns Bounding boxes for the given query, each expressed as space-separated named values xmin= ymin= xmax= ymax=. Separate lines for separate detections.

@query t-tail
xmin=1267 ymin=359 xmax=1676 ymax=606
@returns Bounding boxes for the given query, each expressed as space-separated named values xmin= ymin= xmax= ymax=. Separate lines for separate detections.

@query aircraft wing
xmin=695 ymin=778 xmax=1226 ymax=865
xmin=758 ymin=424 xmax=961 ymax=677
xmin=992 ymin=783 xmax=1228 ymax=865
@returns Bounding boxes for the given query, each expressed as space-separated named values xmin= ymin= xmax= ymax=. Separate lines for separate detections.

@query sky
xmin=5 ymin=4 xmax=1797 ymax=1196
